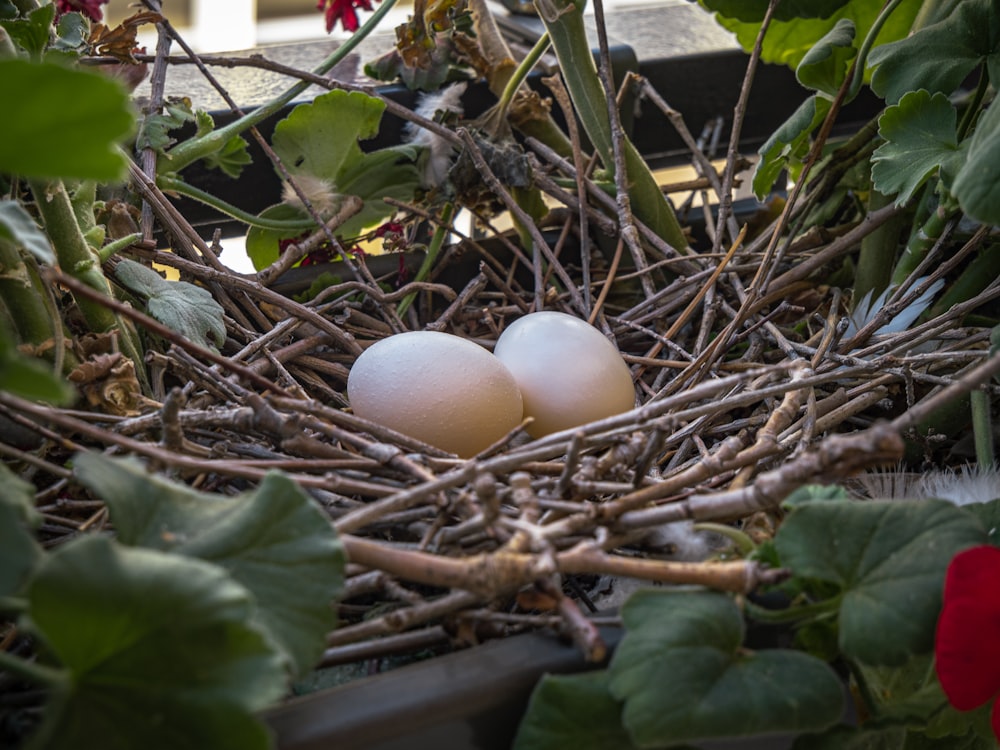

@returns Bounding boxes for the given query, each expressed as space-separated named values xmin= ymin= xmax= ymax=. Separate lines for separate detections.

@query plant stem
xmin=157 ymin=175 xmax=319 ymax=232
xmin=97 ymin=232 xmax=144 ymax=263
xmin=533 ymin=0 xmax=688 ymax=254
xmin=847 ymin=0 xmax=904 ymax=101
xmin=497 ymin=33 xmax=550 ymax=119
xmin=891 ymin=192 xmax=958 ymax=285
xmin=971 ymin=389 xmax=995 ymax=469
xmin=162 ymin=0 xmax=399 ymax=175
xmin=0 ymin=238 xmax=60 ymax=346
xmin=853 ymin=188 xmax=902 ymax=304
xmin=28 ymin=178 xmax=147 ymax=388
xmin=397 ymin=202 xmax=453 ymax=318
xmin=0 ymin=649 xmax=66 ymax=689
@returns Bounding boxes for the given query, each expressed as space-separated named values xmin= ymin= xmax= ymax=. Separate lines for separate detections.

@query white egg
xmin=493 ymin=311 xmax=635 ymax=437
xmin=347 ymin=331 xmax=523 ymax=457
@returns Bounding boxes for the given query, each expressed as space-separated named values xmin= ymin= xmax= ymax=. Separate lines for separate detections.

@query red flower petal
xmin=935 ymin=545 xmax=1000 ymax=712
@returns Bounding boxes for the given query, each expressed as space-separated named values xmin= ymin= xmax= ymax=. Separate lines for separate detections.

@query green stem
xmin=162 ymin=0 xmax=400 ymax=175
xmin=0 ymin=238 xmax=60 ymax=346
xmin=397 ymin=202 xmax=453 ymax=317
xmin=28 ymin=178 xmax=147 ymax=388
xmin=956 ymin=68 xmax=989 ymax=142
xmin=157 ymin=176 xmax=319 ymax=232
xmin=533 ymin=0 xmax=687 ymax=253
xmin=971 ymin=389 xmax=995 ymax=469
xmin=891 ymin=192 xmax=958 ymax=286
xmin=97 ymin=232 xmax=144 ymax=263
xmin=847 ymin=0 xmax=904 ymax=101
xmin=0 ymin=648 xmax=66 ymax=689
xmin=853 ymin=188 xmax=902 ymax=305
xmin=497 ymin=33 xmax=550 ymax=119
xmin=929 ymin=240 xmax=1000 ymax=317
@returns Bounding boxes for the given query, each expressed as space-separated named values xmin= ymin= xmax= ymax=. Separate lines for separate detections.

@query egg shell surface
xmin=493 ymin=311 xmax=635 ymax=437
xmin=347 ymin=331 xmax=523 ymax=457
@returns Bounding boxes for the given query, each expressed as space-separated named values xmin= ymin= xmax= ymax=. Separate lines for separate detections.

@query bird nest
xmin=5 ymin=169 xmax=997 ymax=668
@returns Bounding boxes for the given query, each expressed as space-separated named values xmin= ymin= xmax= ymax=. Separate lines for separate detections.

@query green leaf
xmin=73 ymin=453 xmax=345 ymax=676
xmin=773 ymin=499 xmax=986 ymax=665
xmin=707 ymin=0 xmax=920 ymax=74
xmin=137 ymin=97 xmax=197 ymax=152
xmin=0 ymin=199 xmax=54 ymax=263
xmin=1 ymin=3 xmax=55 ymax=58
xmin=193 ymin=109 xmax=252 ymax=178
xmin=52 ymin=11 xmax=88 ymax=53
xmin=952 ymin=99 xmax=1000 ymax=225
xmin=272 ymin=89 xmax=386 ymax=182
xmin=871 ymin=90 xmax=964 ymax=205
xmin=796 ymin=18 xmax=856 ymax=97
xmin=608 ymin=590 xmax=844 ymax=746
xmin=245 ymin=203 xmax=311 ymax=271
xmin=0 ymin=462 xmax=43 ymax=599
xmin=0 ymin=59 xmax=134 ymax=181
xmin=113 ymin=258 xmax=226 ymax=351
xmin=753 ymin=94 xmax=831 ymax=198
xmin=23 ymin=535 xmax=282 ymax=750
xmin=869 ymin=0 xmax=1000 ymax=104
xmin=961 ymin=499 xmax=1000 ymax=546
xmin=513 ymin=671 xmax=637 ymax=750
xmin=700 ymin=0 xmax=852 ymax=22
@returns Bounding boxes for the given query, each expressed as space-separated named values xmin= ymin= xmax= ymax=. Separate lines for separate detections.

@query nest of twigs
xmin=5 ymin=159 xmax=1000 ymax=668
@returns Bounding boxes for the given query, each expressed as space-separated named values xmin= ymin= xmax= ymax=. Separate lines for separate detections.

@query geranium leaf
xmin=73 ymin=453 xmax=345 ymax=677
xmin=796 ymin=18 xmax=856 ymax=97
xmin=0 ymin=3 xmax=55 ymax=58
xmin=608 ymin=590 xmax=843 ymax=746
xmin=513 ymin=671 xmax=637 ymax=750
xmin=699 ymin=0 xmax=851 ymax=23
xmin=707 ymin=0 xmax=919 ymax=74
xmin=0 ymin=58 xmax=133 ymax=181
xmin=272 ymin=89 xmax=385 ymax=182
xmin=24 ymin=535 xmax=283 ymax=750
xmin=245 ymin=203 xmax=312 ymax=271
xmin=962 ymin=499 xmax=1000 ymax=546
xmin=869 ymin=0 xmax=1000 ymax=104
xmin=952 ymin=99 xmax=1000 ymax=226
xmin=0 ymin=461 xmax=43 ymax=598
xmin=871 ymin=90 xmax=964 ymax=205
xmin=0 ymin=199 xmax=54 ymax=263
xmin=113 ymin=258 xmax=226 ymax=351
xmin=773 ymin=499 xmax=987 ymax=666
xmin=753 ymin=94 xmax=831 ymax=198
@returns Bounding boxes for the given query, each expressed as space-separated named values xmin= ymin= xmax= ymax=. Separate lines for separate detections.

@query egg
xmin=493 ymin=311 xmax=635 ymax=437
xmin=347 ymin=331 xmax=523 ymax=457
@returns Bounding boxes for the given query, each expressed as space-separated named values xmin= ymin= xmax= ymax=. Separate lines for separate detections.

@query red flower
xmin=55 ymin=0 xmax=109 ymax=23
xmin=317 ymin=0 xmax=376 ymax=33
xmin=935 ymin=544 xmax=1000 ymax=742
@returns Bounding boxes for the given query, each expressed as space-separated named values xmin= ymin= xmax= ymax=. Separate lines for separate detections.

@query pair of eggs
xmin=347 ymin=311 xmax=635 ymax=457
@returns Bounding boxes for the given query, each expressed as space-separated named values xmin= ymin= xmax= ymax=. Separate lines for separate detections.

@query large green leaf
xmin=513 ymin=671 xmax=637 ymax=750
xmin=871 ymin=90 xmax=965 ymax=205
xmin=607 ymin=590 xmax=844 ymax=746
xmin=796 ymin=18 xmax=856 ymax=97
xmin=0 ymin=58 xmax=134 ymax=181
xmin=700 ymin=0 xmax=851 ymax=23
xmin=23 ymin=535 xmax=283 ymax=750
xmin=753 ymin=94 xmax=831 ymax=198
xmin=869 ymin=0 xmax=1000 ymax=104
xmin=113 ymin=258 xmax=226 ymax=351
xmin=773 ymin=499 xmax=987 ymax=666
xmin=952 ymin=98 xmax=1000 ymax=225
xmin=73 ymin=453 xmax=345 ymax=676
xmin=272 ymin=89 xmax=385 ymax=181
xmin=0 ymin=462 xmax=43 ymax=599
xmin=707 ymin=0 xmax=920 ymax=74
